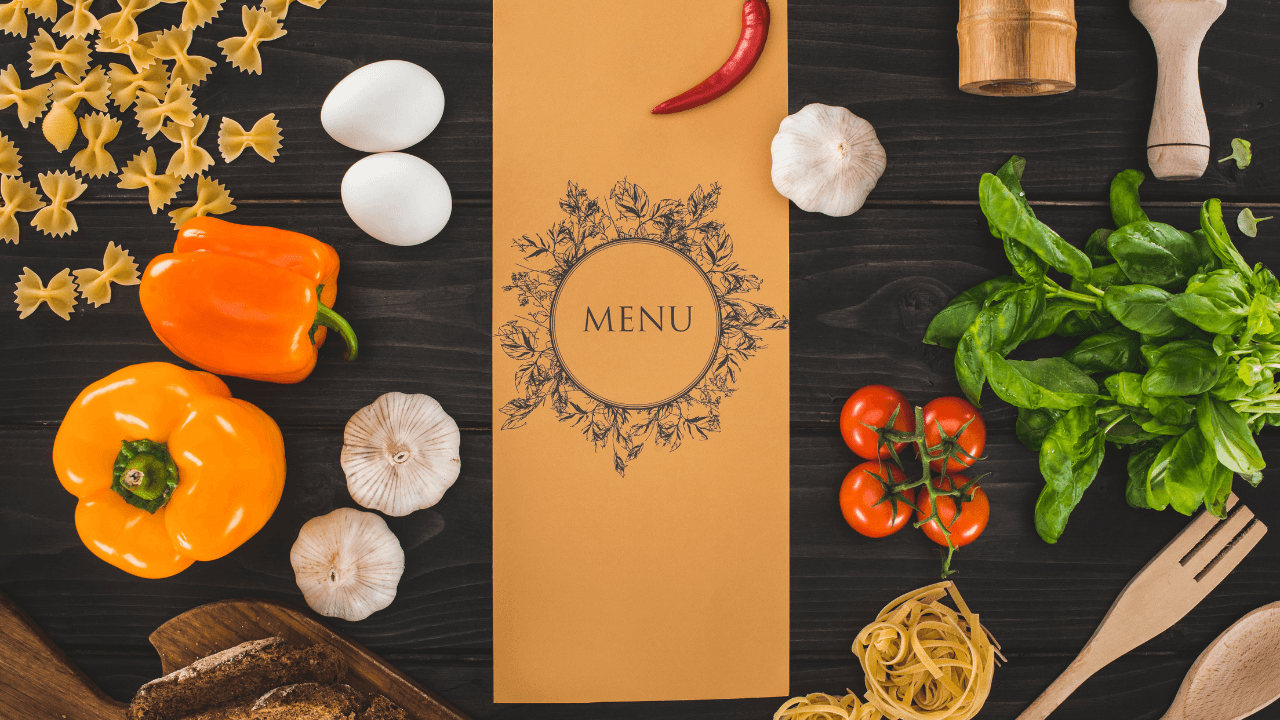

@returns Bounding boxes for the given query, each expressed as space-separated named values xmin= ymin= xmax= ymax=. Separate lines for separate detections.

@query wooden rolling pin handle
xmin=1132 ymin=0 xmax=1227 ymax=181
xmin=1014 ymin=647 xmax=1113 ymax=720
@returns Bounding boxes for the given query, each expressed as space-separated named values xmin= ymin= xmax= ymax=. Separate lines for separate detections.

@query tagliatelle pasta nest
xmin=117 ymin=147 xmax=182 ymax=212
xmin=15 ymin=266 xmax=76 ymax=319
xmin=74 ymin=241 xmax=140 ymax=307
xmin=219 ymin=113 xmax=281 ymax=162
xmin=775 ymin=692 xmax=883 ymax=720
xmin=852 ymin=582 xmax=1000 ymax=720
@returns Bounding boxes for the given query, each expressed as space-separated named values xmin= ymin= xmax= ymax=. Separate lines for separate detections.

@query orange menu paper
xmin=493 ymin=0 xmax=789 ymax=703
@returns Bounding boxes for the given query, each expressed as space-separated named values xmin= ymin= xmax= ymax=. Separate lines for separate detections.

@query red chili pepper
xmin=652 ymin=0 xmax=771 ymax=115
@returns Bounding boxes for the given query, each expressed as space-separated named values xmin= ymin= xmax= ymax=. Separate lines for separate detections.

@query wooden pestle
xmin=1131 ymin=0 xmax=1227 ymax=181
xmin=958 ymin=0 xmax=1076 ymax=96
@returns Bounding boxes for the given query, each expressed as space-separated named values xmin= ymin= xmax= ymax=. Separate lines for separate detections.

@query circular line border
xmin=548 ymin=238 xmax=725 ymax=410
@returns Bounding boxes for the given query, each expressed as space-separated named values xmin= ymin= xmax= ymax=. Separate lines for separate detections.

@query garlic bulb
xmin=770 ymin=103 xmax=887 ymax=217
xmin=341 ymin=392 xmax=461 ymax=517
xmin=290 ymin=508 xmax=405 ymax=622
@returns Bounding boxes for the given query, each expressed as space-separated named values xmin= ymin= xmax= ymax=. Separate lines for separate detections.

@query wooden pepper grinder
xmin=958 ymin=0 xmax=1077 ymax=96
xmin=1132 ymin=0 xmax=1227 ymax=181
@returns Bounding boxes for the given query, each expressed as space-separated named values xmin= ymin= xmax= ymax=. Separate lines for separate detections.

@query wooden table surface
xmin=3 ymin=1 xmax=1280 ymax=718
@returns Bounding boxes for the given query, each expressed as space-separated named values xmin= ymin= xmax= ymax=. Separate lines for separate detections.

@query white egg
xmin=322 ymin=60 xmax=445 ymax=152
xmin=341 ymin=153 xmax=452 ymax=246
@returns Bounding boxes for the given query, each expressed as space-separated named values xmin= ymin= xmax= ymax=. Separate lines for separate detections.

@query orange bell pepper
xmin=139 ymin=217 xmax=358 ymax=384
xmin=53 ymin=363 xmax=286 ymax=579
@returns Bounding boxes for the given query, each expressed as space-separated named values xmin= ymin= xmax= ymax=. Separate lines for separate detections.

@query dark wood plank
xmin=5 ymin=425 xmax=1280 ymax=719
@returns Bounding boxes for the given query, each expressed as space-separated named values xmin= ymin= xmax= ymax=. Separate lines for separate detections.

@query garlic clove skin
xmin=341 ymin=392 xmax=461 ymax=517
xmin=290 ymin=507 xmax=405 ymax=622
xmin=770 ymin=103 xmax=887 ymax=217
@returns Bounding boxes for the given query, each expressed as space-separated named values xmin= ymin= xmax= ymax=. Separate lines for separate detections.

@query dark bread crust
xmin=250 ymin=683 xmax=364 ymax=720
xmin=359 ymin=696 xmax=410 ymax=720
xmin=129 ymin=638 xmax=345 ymax=720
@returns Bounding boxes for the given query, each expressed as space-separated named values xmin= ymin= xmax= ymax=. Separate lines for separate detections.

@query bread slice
xmin=176 ymin=700 xmax=254 ymax=720
xmin=359 ymin=695 xmax=409 ymax=720
xmin=250 ymin=683 xmax=365 ymax=720
xmin=129 ymin=638 xmax=345 ymax=720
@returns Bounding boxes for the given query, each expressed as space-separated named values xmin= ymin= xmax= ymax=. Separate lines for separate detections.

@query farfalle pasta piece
xmin=32 ymin=170 xmax=86 ymax=237
xmin=262 ymin=0 xmax=326 ymax=18
xmin=52 ymin=0 xmax=99 ymax=39
xmin=0 ymin=175 xmax=45 ymax=243
xmin=218 ymin=6 xmax=285 ymax=75
xmin=51 ymin=67 xmax=110 ymax=111
xmin=0 ymin=134 xmax=20 ymax=176
xmin=99 ymin=0 xmax=159 ymax=42
xmin=107 ymin=62 xmax=166 ymax=110
xmin=0 ymin=64 xmax=51 ymax=127
xmin=74 ymin=242 xmax=140 ymax=307
xmin=219 ymin=113 xmax=281 ymax=162
xmin=134 ymin=79 xmax=195 ymax=139
xmin=0 ymin=0 xmax=28 ymax=37
xmin=169 ymin=174 xmax=234 ymax=228
xmin=24 ymin=0 xmax=54 ymax=21
xmin=174 ymin=0 xmax=224 ymax=30
xmin=97 ymin=31 xmax=161 ymax=70
xmin=161 ymin=113 xmax=212 ymax=177
xmin=117 ymin=147 xmax=182 ymax=212
xmin=149 ymin=27 xmax=215 ymax=87
xmin=71 ymin=113 xmax=122 ymax=177
xmin=29 ymin=29 xmax=91 ymax=79
xmin=15 ymin=267 xmax=76 ymax=319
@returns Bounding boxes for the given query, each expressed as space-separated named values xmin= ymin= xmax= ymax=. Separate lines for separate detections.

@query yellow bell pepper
xmin=52 ymin=363 xmax=286 ymax=578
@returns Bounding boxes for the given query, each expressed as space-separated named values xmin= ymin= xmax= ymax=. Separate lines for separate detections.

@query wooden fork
xmin=1017 ymin=494 xmax=1268 ymax=720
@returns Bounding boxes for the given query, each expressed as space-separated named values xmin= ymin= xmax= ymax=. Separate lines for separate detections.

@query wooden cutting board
xmin=0 ymin=591 xmax=470 ymax=720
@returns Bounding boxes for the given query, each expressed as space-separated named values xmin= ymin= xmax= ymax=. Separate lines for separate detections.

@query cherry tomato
xmin=922 ymin=396 xmax=986 ymax=473
xmin=840 ymin=385 xmax=914 ymax=460
xmin=916 ymin=475 xmax=989 ymax=548
xmin=839 ymin=461 xmax=916 ymax=538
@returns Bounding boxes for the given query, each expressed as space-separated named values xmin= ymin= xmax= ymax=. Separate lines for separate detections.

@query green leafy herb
xmin=1238 ymin=208 xmax=1272 ymax=238
xmin=925 ymin=157 xmax=1274 ymax=543
xmin=1219 ymin=138 xmax=1252 ymax=169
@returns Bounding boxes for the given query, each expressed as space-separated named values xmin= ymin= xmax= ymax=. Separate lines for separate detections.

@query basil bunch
xmin=925 ymin=157 xmax=1280 ymax=543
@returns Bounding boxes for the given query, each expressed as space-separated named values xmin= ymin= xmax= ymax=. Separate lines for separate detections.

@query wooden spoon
xmin=1130 ymin=0 xmax=1227 ymax=181
xmin=1160 ymin=602 xmax=1280 ymax=720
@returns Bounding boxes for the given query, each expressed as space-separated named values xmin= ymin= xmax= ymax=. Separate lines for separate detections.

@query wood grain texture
xmin=2 ymin=0 xmax=1280 ymax=719
xmin=958 ymin=0 xmax=1076 ymax=96
xmin=1160 ymin=602 xmax=1280 ymax=720
xmin=150 ymin=599 xmax=470 ymax=720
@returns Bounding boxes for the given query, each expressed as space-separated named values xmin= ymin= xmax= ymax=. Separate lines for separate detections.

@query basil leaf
xmin=955 ymin=332 xmax=987 ymax=407
xmin=1078 ymin=263 xmax=1129 ymax=293
xmin=1004 ymin=233 xmax=1048 ymax=284
xmin=924 ymin=275 xmax=1020 ymax=348
xmin=1110 ymin=169 xmax=1149 ymax=228
xmin=1102 ymin=284 xmax=1194 ymax=337
xmin=1168 ymin=271 xmax=1252 ymax=334
xmin=1056 ymin=309 xmax=1116 ymax=337
xmin=1162 ymin=428 xmax=1218 ymax=515
xmin=1241 ymin=291 xmax=1278 ymax=344
xmin=986 ymin=356 xmax=1103 ymax=410
xmin=980 ymin=173 xmax=1093 ymax=282
xmin=1142 ymin=339 xmax=1226 ymax=397
xmin=1104 ymin=371 xmax=1146 ymax=407
xmin=1107 ymin=221 xmax=1205 ymax=287
xmin=1064 ymin=328 xmax=1142 ymax=374
xmin=1035 ymin=406 xmax=1107 ymax=543
xmin=1017 ymin=406 xmax=1063 ymax=451
xmin=1200 ymin=199 xmax=1252 ymax=275
xmin=952 ymin=283 xmax=1044 ymax=405
xmin=1027 ymin=299 xmax=1097 ymax=341
xmin=1085 ymin=229 xmax=1114 ymax=266
xmin=1250 ymin=264 xmax=1280 ymax=301
xmin=1144 ymin=437 xmax=1180 ymax=511
xmin=1196 ymin=393 xmax=1266 ymax=474
xmin=1126 ymin=443 xmax=1162 ymax=509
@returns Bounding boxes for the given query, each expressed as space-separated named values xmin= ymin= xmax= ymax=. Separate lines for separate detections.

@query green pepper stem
xmin=315 ymin=304 xmax=359 ymax=362
xmin=121 ymin=453 xmax=173 ymax=501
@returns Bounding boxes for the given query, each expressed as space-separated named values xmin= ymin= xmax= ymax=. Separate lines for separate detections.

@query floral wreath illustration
xmin=499 ymin=179 xmax=788 ymax=476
